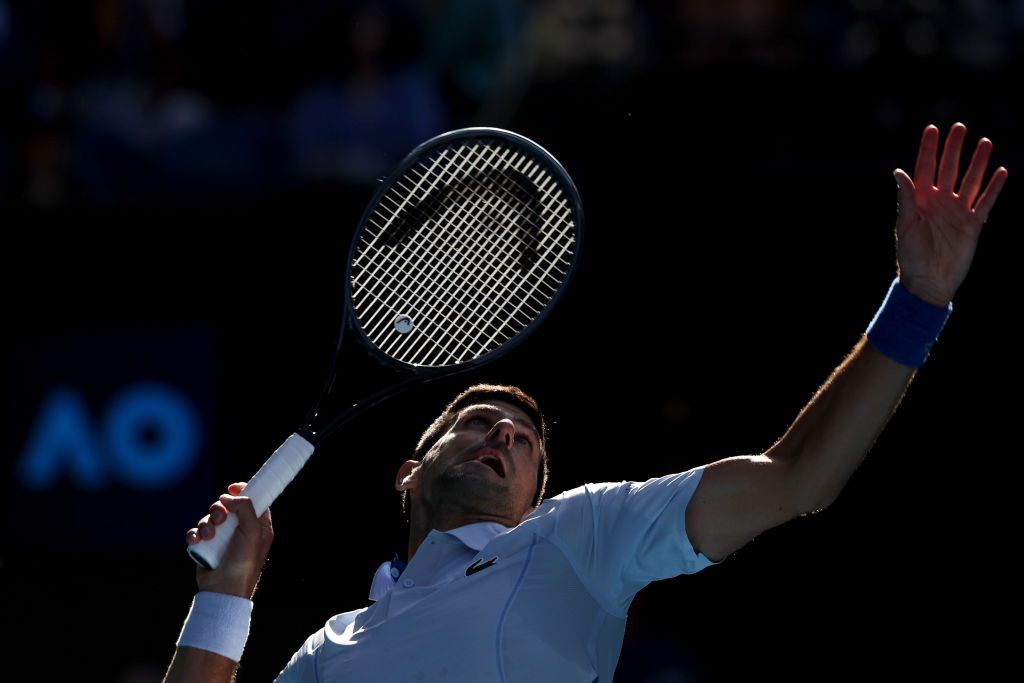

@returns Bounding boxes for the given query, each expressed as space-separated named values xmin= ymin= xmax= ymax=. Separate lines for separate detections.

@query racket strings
xmin=358 ymin=144 xmax=575 ymax=364
xmin=364 ymin=143 xmax=568 ymax=318
xmin=360 ymin=196 xmax=543 ymax=366
xmin=355 ymin=149 xmax=493 ymax=359
xmin=384 ymin=142 xmax=564 ymax=242
xmin=362 ymin=154 xmax=571 ymax=362
xmin=374 ymin=162 xmax=568 ymax=362
xmin=370 ymin=144 xmax=572 ymax=325
xmin=362 ymin=140 xmax=573 ymax=292
xmin=351 ymin=138 xmax=577 ymax=366
xmin=376 ymin=145 xmax=568 ymax=362
xmin=355 ymin=196 xmax=518 ymax=354
xmin=358 ymin=158 xmax=531 ymax=358
xmin=355 ymin=224 xmax=499 ymax=361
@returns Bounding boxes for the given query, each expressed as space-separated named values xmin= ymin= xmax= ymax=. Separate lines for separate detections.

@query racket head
xmin=345 ymin=127 xmax=583 ymax=372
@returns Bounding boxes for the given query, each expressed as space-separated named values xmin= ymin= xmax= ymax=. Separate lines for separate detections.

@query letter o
xmin=105 ymin=384 xmax=200 ymax=488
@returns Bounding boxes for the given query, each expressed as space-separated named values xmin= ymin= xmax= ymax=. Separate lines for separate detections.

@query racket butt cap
xmin=187 ymin=546 xmax=214 ymax=570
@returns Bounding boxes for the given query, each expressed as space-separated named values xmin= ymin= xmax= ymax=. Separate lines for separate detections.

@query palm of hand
xmin=893 ymin=123 xmax=1007 ymax=306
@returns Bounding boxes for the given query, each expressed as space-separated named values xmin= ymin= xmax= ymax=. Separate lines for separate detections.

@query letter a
xmin=16 ymin=387 xmax=106 ymax=490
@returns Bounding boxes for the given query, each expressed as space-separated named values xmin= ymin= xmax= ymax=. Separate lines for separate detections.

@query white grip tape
xmin=240 ymin=433 xmax=316 ymax=516
xmin=188 ymin=433 xmax=315 ymax=570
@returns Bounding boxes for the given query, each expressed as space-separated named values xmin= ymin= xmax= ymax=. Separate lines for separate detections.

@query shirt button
xmin=402 ymin=578 xmax=415 ymax=588
xmin=390 ymin=567 xmax=400 ymax=579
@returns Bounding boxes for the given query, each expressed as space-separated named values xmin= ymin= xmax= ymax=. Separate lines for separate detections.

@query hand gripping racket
xmin=188 ymin=127 xmax=583 ymax=568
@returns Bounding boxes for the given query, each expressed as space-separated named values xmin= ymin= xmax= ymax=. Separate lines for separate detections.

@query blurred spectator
xmin=658 ymin=0 xmax=1020 ymax=70
xmin=0 ymin=0 xmax=9 ymax=55
xmin=8 ymin=0 xmax=1021 ymax=209
xmin=286 ymin=3 xmax=447 ymax=187
xmin=67 ymin=0 xmax=284 ymax=205
xmin=666 ymin=0 xmax=801 ymax=67
xmin=23 ymin=37 xmax=72 ymax=210
xmin=948 ymin=0 xmax=1012 ymax=68
xmin=0 ymin=0 xmax=12 ymax=204
xmin=533 ymin=0 xmax=647 ymax=73
xmin=415 ymin=0 xmax=526 ymax=122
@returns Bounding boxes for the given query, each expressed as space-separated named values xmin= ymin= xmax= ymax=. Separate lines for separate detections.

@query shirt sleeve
xmin=547 ymin=466 xmax=718 ymax=615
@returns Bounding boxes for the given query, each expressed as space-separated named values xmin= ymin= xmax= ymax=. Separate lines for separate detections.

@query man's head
xmin=396 ymin=384 xmax=549 ymax=527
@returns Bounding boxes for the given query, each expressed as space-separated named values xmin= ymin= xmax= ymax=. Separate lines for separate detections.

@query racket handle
xmin=186 ymin=433 xmax=315 ymax=570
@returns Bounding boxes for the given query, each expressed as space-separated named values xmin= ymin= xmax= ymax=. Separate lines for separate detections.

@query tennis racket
xmin=187 ymin=127 xmax=584 ymax=569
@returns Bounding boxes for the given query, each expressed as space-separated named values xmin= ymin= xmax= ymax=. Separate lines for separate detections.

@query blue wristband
xmin=866 ymin=278 xmax=953 ymax=368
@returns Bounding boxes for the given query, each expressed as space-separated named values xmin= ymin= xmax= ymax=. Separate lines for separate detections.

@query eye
xmin=514 ymin=435 xmax=531 ymax=446
xmin=466 ymin=417 xmax=487 ymax=427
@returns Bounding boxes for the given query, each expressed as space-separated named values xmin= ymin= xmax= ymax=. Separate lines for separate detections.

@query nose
xmin=486 ymin=418 xmax=516 ymax=451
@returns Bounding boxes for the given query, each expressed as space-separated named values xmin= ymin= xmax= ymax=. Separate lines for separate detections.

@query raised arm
xmin=163 ymin=483 xmax=274 ymax=683
xmin=685 ymin=123 xmax=1008 ymax=563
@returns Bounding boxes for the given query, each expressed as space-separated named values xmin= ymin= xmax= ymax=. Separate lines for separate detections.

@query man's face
xmin=409 ymin=400 xmax=543 ymax=524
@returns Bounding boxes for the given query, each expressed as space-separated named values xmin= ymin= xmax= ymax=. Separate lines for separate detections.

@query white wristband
xmin=176 ymin=591 xmax=253 ymax=663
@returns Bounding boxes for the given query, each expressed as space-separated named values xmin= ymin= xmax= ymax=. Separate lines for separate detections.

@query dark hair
xmin=401 ymin=384 xmax=549 ymax=519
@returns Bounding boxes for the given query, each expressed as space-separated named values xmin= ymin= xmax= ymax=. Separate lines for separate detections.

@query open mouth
xmin=474 ymin=453 xmax=505 ymax=478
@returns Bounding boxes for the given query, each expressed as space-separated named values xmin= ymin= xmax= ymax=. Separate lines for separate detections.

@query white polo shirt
xmin=275 ymin=466 xmax=716 ymax=682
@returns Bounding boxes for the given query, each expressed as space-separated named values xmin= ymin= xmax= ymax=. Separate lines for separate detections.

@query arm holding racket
xmin=685 ymin=123 xmax=1007 ymax=564
xmin=163 ymin=484 xmax=275 ymax=683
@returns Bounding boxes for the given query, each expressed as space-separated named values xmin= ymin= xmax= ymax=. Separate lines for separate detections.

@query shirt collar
xmin=443 ymin=521 xmax=508 ymax=551
xmin=368 ymin=522 xmax=509 ymax=602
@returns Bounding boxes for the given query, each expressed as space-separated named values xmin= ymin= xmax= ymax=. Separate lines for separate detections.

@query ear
xmin=395 ymin=459 xmax=422 ymax=492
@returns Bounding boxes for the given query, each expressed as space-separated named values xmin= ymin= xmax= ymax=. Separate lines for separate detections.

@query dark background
xmin=2 ymin=1 xmax=1020 ymax=681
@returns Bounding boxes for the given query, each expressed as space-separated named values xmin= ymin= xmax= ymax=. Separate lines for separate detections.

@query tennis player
xmin=163 ymin=122 xmax=1006 ymax=682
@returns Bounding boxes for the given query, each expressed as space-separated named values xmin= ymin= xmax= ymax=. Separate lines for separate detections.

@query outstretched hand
xmin=893 ymin=122 xmax=1008 ymax=306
